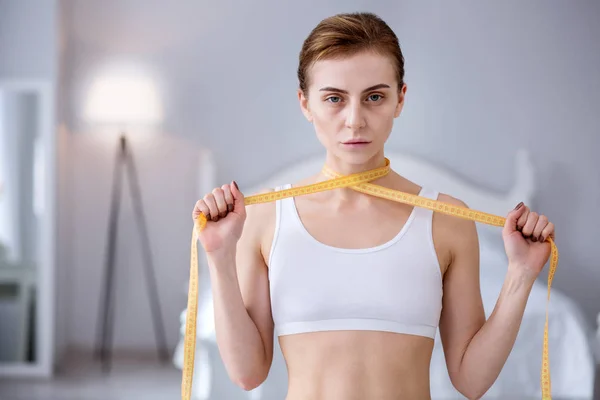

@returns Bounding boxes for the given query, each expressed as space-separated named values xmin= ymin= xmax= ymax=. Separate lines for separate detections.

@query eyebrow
xmin=319 ymin=83 xmax=391 ymax=94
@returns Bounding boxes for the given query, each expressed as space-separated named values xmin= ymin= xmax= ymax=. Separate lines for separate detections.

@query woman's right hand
xmin=192 ymin=181 xmax=246 ymax=255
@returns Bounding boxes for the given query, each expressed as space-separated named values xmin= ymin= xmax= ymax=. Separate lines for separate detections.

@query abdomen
xmin=280 ymin=330 xmax=435 ymax=400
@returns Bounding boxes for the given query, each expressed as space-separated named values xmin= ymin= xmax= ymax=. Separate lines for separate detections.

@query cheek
xmin=310 ymin=103 xmax=341 ymax=129
xmin=366 ymin=108 xmax=395 ymax=141
xmin=313 ymin=118 xmax=337 ymax=143
xmin=310 ymin=100 xmax=335 ymax=117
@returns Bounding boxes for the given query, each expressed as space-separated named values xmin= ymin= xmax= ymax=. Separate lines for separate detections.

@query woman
xmin=192 ymin=12 xmax=555 ymax=400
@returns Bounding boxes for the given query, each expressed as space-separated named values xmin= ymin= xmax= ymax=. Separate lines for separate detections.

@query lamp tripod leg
xmin=95 ymin=137 xmax=125 ymax=373
xmin=123 ymin=138 xmax=170 ymax=363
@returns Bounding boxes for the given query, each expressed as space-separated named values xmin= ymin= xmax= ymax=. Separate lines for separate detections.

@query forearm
xmin=457 ymin=265 xmax=534 ymax=398
xmin=208 ymin=251 xmax=268 ymax=386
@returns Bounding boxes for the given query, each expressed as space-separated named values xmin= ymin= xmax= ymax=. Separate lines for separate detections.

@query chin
xmin=332 ymin=148 xmax=383 ymax=165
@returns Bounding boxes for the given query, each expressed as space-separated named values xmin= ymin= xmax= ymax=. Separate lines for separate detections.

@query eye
xmin=367 ymin=94 xmax=383 ymax=102
xmin=325 ymin=96 xmax=342 ymax=103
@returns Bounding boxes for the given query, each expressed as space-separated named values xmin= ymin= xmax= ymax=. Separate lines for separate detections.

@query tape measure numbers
xmin=182 ymin=158 xmax=557 ymax=400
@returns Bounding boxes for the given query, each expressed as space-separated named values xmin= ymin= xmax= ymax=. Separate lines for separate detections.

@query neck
xmin=319 ymin=151 xmax=390 ymax=203
xmin=323 ymin=151 xmax=387 ymax=176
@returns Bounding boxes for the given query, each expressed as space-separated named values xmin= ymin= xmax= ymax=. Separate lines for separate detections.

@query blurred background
xmin=0 ymin=0 xmax=599 ymax=399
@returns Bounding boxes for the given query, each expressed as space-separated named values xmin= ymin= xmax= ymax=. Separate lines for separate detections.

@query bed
xmin=173 ymin=148 xmax=597 ymax=399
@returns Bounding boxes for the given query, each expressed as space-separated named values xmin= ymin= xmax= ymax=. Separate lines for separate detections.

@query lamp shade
xmin=83 ymin=65 xmax=163 ymax=126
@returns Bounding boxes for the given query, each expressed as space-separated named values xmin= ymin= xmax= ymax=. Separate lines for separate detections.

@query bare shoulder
xmin=435 ymin=193 xmax=476 ymax=229
xmin=431 ymin=193 xmax=479 ymax=275
xmin=243 ymin=187 xmax=277 ymax=224
xmin=240 ymin=187 xmax=278 ymax=265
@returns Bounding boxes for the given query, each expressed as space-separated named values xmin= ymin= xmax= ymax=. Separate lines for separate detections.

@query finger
xmin=203 ymin=194 xmax=220 ymax=222
xmin=193 ymin=199 xmax=211 ymax=222
xmin=212 ymin=187 xmax=229 ymax=218
xmin=193 ymin=200 xmax=211 ymax=234
xmin=521 ymin=211 xmax=539 ymax=240
xmin=503 ymin=202 xmax=528 ymax=235
xmin=516 ymin=205 xmax=530 ymax=232
xmin=222 ymin=184 xmax=234 ymax=213
xmin=540 ymin=222 xmax=555 ymax=242
xmin=230 ymin=181 xmax=246 ymax=217
xmin=532 ymin=214 xmax=548 ymax=241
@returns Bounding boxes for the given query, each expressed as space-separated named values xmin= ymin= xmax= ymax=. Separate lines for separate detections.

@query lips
xmin=342 ymin=139 xmax=371 ymax=144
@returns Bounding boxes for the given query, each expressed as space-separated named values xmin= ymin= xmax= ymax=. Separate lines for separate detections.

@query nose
xmin=345 ymin=101 xmax=366 ymax=130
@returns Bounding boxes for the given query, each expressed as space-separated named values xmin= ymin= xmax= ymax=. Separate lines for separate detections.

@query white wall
xmin=0 ymin=0 xmax=59 ymax=367
xmin=58 ymin=0 xmax=600 ymax=355
xmin=64 ymin=130 xmax=207 ymax=353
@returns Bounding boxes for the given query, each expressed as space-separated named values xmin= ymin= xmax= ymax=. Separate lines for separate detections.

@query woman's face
xmin=299 ymin=50 xmax=406 ymax=165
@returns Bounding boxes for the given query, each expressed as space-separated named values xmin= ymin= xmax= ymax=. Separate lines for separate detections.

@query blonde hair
xmin=298 ymin=12 xmax=405 ymax=95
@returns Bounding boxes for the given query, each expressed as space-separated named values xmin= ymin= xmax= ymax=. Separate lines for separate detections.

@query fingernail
xmin=212 ymin=216 xmax=219 ymax=222
xmin=219 ymin=211 xmax=227 ymax=218
xmin=515 ymin=202 xmax=524 ymax=210
xmin=532 ymin=236 xmax=537 ymax=242
xmin=233 ymin=181 xmax=239 ymax=190
xmin=227 ymin=203 xmax=234 ymax=212
xmin=540 ymin=235 xmax=545 ymax=242
xmin=205 ymin=213 xmax=211 ymax=221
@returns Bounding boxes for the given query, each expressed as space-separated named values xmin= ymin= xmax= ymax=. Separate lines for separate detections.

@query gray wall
xmin=57 ymin=0 xmax=600 ymax=354
xmin=0 ymin=0 xmax=57 ymax=80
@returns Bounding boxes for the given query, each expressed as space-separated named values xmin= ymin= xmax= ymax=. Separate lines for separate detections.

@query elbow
xmin=229 ymin=366 xmax=268 ymax=391
xmin=232 ymin=373 xmax=266 ymax=391
xmin=463 ymin=392 xmax=484 ymax=400
xmin=451 ymin=384 xmax=483 ymax=400
xmin=467 ymin=392 xmax=486 ymax=400
xmin=456 ymin=385 xmax=489 ymax=400
xmin=450 ymin=375 xmax=488 ymax=400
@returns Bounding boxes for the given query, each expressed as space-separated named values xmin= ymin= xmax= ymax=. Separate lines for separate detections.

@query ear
xmin=298 ymin=88 xmax=313 ymax=122
xmin=394 ymin=83 xmax=407 ymax=118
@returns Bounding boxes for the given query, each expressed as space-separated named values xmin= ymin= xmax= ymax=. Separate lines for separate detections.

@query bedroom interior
xmin=1 ymin=1 xmax=599 ymax=399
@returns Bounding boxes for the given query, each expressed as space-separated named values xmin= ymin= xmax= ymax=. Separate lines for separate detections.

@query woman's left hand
xmin=502 ymin=202 xmax=555 ymax=282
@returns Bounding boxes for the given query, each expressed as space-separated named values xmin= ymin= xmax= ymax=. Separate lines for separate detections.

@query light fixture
xmin=84 ymin=62 xmax=169 ymax=372
xmin=84 ymin=65 xmax=163 ymax=126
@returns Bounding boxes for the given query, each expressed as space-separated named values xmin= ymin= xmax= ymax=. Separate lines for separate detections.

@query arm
xmin=205 ymin=189 xmax=275 ymax=391
xmin=438 ymin=197 xmax=552 ymax=400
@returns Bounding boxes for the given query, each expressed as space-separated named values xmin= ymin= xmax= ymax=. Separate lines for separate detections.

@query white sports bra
xmin=268 ymin=184 xmax=443 ymax=339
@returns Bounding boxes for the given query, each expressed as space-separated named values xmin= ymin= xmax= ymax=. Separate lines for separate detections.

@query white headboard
xmin=242 ymin=148 xmax=535 ymax=219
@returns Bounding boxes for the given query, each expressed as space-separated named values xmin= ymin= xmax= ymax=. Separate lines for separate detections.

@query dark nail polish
xmin=205 ymin=213 xmax=211 ymax=221
xmin=532 ymin=236 xmax=537 ymax=242
xmin=212 ymin=215 xmax=219 ymax=222
xmin=227 ymin=203 xmax=234 ymax=212
xmin=219 ymin=211 xmax=227 ymax=218
xmin=539 ymin=235 xmax=545 ymax=242
xmin=515 ymin=202 xmax=524 ymax=210
xmin=233 ymin=181 xmax=239 ymax=190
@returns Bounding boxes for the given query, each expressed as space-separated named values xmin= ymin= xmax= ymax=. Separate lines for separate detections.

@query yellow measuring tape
xmin=182 ymin=158 xmax=557 ymax=400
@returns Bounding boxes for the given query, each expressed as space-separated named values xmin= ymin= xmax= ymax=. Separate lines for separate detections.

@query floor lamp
xmin=84 ymin=68 xmax=169 ymax=372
